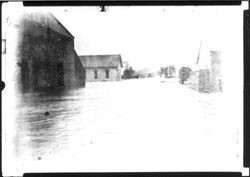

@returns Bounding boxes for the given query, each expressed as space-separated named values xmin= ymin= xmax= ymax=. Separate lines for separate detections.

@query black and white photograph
xmin=1 ymin=2 xmax=249 ymax=176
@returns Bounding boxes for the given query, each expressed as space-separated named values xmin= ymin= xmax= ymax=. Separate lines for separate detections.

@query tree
xmin=160 ymin=67 xmax=168 ymax=78
xmin=122 ymin=66 xmax=138 ymax=79
xmin=160 ymin=65 xmax=176 ymax=78
xmin=179 ymin=67 xmax=192 ymax=84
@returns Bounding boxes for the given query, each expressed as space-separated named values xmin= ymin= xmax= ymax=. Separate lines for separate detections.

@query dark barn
xmin=17 ymin=11 xmax=85 ymax=92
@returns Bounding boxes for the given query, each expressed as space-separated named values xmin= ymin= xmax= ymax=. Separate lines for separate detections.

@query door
xmin=57 ymin=63 xmax=64 ymax=86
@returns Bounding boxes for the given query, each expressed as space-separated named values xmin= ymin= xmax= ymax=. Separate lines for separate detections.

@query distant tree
xmin=160 ymin=66 xmax=176 ymax=78
xmin=160 ymin=67 xmax=168 ymax=78
xmin=168 ymin=66 xmax=176 ymax=77
xmin=122 ymin=66 xmax=139 ymax=79
xmin=147 ymin=73 xmax=153 ymax=77
xmin=179 ymin=67 xmax=192 ymax=84
xmin=157 ymin=70 xmax=161 ymax=76
xmin=138 ymin=71 xmax=147 ymax=78
xmin=138 ymin=68 xmax=156 ymax=78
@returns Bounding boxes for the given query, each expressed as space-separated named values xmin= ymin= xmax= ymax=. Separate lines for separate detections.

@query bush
xmin=179 ymin=67 xmax=192 ymax=84
xmin=122 ymin=67 xmax=139 ymax=79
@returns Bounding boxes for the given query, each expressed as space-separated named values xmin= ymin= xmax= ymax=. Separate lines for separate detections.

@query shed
xmin=79 ymin=54 xmax=123 ymax=82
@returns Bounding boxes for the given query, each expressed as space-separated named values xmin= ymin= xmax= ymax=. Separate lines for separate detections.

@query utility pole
xmin=196 ymin=40 xmax=202 ymax=65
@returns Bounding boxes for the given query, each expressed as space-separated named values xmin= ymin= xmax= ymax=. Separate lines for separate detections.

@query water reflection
xmin=15 ymin=88 xmax=86 ymax=160
xmin=13 ymin=78 xmax=237 ymax=166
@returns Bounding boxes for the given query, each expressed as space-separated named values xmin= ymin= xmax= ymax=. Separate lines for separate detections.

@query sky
xmin=3 ymin=2 xmax=248 ymax=70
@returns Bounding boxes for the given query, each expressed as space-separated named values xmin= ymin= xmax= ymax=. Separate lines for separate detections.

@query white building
xmin=79 ymin=54 xmax=123 ymax=82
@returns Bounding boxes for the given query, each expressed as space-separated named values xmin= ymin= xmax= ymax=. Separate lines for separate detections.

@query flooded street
xmin=2 ymin=3 xmax=247 ymax=176
xmin=6 ymin=77 xmax=241 ymax=174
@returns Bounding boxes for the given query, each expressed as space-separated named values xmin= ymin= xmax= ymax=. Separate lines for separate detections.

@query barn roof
xmin=21 ymin=11 xmax=74 ymax=39
xmin=79 ymin=54 xmax=123 ymax=68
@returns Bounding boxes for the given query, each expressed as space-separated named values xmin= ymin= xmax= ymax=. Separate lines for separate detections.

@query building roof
xmin=79 ymin=54 xmax=123 ymax=68
xmin=21 ymin=11 xmax=74 ymax=39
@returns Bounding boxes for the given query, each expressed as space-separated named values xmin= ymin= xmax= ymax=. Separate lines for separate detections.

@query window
xmin=94 ymin=70 xmax=98 ymax=79
xmin=105 ymin=69 xmax=109 ymax=79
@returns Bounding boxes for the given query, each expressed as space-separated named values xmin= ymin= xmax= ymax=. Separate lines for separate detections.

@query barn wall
xmin=210 ymin=51 xmax=222 ymax=92
xmin=74 ymin=52 xmax=86 ymax=87
xmin=16 ymin=14 xmax=85 ymax=92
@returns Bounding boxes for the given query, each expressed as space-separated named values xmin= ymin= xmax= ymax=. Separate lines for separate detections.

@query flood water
xmin=5 ymin=77 xmax=242 ymax=174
